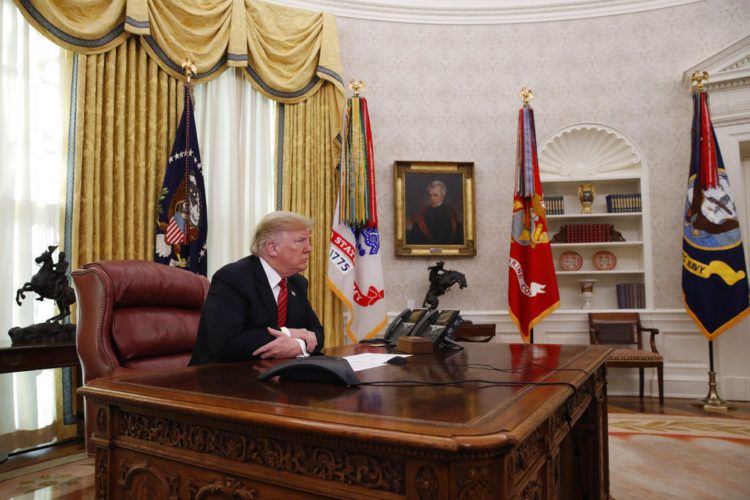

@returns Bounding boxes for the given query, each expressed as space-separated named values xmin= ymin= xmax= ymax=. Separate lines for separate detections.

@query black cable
xmin=396 ymin=359 xmax=590 ymax=377
xmin=360 ymin=378 xmax=578 ymax=392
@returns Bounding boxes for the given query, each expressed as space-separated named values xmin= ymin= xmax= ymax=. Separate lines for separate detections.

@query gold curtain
xmin=72 ymin=37 xmax=183 ymax=269
xmin=279 ymin=82 xmax=344 ymax=346
xmin=15 ymin=0 xmax=346 ymax=341
xmin=14 ymin=0 xmax=344 ymax=99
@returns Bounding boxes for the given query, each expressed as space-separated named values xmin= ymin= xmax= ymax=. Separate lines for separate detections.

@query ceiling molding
xmin=266 ymin=0 xmax=700 ymax=25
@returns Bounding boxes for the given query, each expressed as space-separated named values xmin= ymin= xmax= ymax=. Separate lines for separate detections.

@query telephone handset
xmin=360 ymin=308 xmax=463 ymax=350
xmin=411 ymin=309 xmax=463 ymax=349
xmin=359 ymin=308 xmax=431 ymax=345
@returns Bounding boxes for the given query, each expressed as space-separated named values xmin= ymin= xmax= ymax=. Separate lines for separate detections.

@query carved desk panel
xmin=80 ymin=343 xmax=612 ymax=499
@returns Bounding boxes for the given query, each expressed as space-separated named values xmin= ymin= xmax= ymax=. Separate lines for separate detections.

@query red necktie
xmin=277 ymin=278 xmax=288 ymax=327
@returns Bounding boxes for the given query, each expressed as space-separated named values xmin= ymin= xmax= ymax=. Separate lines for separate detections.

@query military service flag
xmin=154 ymin=83 xmax=208 ymax=275
xmin=507 ymin=100 xmax=560 ymax=342
xmin=327 ymin=94 xmax=387 ymax=343
xmin=682 ymin=89 xmax=750 ymax=339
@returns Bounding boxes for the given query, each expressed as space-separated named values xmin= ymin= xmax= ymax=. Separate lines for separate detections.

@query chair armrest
xmin=73 ymin=267 xmax=120 ymax=383
xmin=642 ymin=327 xmax=660 ymax=353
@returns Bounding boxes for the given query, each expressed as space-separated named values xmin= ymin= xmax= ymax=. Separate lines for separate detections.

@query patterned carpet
xmin=1 ymin=414 xmax=749 ymax=499
xmin=609 ymin=414 xmax=750 ymax=500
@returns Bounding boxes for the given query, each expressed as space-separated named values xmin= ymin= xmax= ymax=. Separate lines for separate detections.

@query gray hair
xmin=427 ymin=180 xmax=447 ymax=196
xmin=251 ymin=211 xmax=314 ymax=255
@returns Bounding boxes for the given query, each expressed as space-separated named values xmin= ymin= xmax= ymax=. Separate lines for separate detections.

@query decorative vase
xmin=577 ymin=183 xmax=596 ymax=214
xmin=578 ymin=279 xmax=596 ymax=309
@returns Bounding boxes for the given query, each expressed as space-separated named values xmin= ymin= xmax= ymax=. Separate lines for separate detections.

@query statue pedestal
xmin=8 ymin=323 xmax=76 ymax=344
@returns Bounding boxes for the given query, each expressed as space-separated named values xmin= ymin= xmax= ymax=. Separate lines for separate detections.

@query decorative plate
xmin=592 ymin=250 xmax=617 ymax=270
xmin=559 ymin=251 xmax=583 ymax=271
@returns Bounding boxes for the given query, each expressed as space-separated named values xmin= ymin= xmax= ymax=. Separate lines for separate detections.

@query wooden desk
xmin=80 ymin=343 xmax=612 ymax=499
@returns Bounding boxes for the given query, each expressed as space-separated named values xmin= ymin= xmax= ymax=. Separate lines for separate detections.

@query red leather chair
xmin=72 ymin=260 xmax=209 ymax=453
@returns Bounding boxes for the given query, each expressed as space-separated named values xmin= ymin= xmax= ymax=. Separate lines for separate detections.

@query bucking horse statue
xmin=15 ymin=245 xmax=76 ymax=324
xmin=422 ymin=261 xmax=468 ymax=310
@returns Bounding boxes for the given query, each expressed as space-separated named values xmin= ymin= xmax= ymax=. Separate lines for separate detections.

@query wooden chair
xmin=588 ymin=312 xmax=664 ymax=405
xmin=455 ymin=321 xmax=496 ymax=342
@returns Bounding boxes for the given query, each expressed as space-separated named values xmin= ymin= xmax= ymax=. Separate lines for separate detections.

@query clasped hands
xmin=252 ymin=327 xmax=317 ymax=359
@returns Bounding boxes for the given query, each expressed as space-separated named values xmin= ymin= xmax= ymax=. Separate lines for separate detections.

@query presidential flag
xmin=682 ymin=88 xmax=750 ymax=339
xmin=507 ymin=101 xmax=560 ymax=342
xmin=154 ymin=83 xmax=208 ymax=275
xmin=327 ymin=95 xmax=387 ymax=343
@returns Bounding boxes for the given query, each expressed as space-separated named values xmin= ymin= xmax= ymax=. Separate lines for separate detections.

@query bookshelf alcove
xmin=539 ymin=123 xmax=653 ymax=311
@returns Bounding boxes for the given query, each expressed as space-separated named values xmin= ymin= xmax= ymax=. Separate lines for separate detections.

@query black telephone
xmin=361 ymin=308 xmax=463 ymax=350
xmin=360 ymin=308 xmax=433 ymax=345
xmin=411 ymin=309 xmax=464 ymax=350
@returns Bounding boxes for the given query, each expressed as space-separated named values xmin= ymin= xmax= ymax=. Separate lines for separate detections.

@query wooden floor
xmin=1 ymin=396 xmax=748 ymax=499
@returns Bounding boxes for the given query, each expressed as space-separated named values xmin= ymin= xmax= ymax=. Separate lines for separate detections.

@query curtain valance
xmin=14 ymin=0 xmax=343 ymax=103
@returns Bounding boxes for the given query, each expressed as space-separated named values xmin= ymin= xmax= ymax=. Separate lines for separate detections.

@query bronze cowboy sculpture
xmin=15 ymin=245 xmax=75 ymax=322
xmin=422 ymin=261 xmax=467 ymax=310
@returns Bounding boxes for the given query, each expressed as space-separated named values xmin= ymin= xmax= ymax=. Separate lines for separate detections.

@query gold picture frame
xmin=394 ymin=161 xmax=476 ymax=257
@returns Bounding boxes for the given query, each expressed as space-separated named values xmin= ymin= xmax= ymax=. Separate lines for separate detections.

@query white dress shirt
xmin=259 ymin=257 xmax=309 ymax=357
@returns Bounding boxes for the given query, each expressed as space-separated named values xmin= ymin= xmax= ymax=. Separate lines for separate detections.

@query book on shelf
xmin=554 ymin=223 xmax=615 ymax=243
xmin=616 ymin=283 xmax=645 ymax=309
xmin=544 ymin=195 xmax=564 ymax=215
xmin=605 ymin=193 xmax=641 ymax=213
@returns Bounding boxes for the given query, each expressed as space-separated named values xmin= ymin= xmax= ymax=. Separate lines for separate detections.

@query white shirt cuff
xmin=295 ymin=338 xmax=310 ymax=357
xmin=281 ymin=327 xmax=309 ymax=357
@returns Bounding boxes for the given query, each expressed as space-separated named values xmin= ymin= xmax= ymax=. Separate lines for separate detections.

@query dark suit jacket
xmin=189 ymin=255 xmax=324 ymax=365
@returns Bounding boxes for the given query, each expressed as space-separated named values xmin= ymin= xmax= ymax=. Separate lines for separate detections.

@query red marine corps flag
xmin=327 ymin=81 xmax=387 ymax=343
xmin=507 ymin=89 xmax=559 ymax=342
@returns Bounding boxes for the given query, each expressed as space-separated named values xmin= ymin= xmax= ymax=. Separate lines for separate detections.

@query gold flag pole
xmin=519 ymin=87 xmax=533 ymax=106
xmin=690 ymin=70 xmax=709 ymax=93
xmin=687 ymin=70 xmax=736 ymax=412
xmin=349 ymin=79 xmax=365 ymax=97
xmin=519 ymin=86 xmax=535 ymax=344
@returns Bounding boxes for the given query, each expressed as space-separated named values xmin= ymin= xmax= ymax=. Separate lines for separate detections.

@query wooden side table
xmin=455 ymin=321 xmax=496 ymax=342
xmin=0 ymin=337 xmax=83 ymax=460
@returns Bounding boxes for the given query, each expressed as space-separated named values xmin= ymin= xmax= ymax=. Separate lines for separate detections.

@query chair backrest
xmin=73 ymin=260 xmax=209 ymax=383
xmin=588 ymin=312 xmax=643 ymax=349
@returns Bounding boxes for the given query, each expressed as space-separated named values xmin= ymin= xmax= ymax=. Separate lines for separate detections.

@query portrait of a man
xmin=406 ymin=178 xmax=464 ymax=245
xmin=394 ymin=161 xmax=475 ymax=257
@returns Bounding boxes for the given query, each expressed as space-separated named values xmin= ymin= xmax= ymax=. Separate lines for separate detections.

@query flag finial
xmin=182 ymin=58 xmax=197 ymax=84
xmin=519 ymin=87 xmax=534 ymax=106
xmin=349 ymin=79 xmax=365 ymax=97
xmin=690 ymin=71 xmax=709 ymax=92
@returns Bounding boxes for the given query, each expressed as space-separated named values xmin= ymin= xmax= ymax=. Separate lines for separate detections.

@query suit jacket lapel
xmin=250 ymin=256 xmax=278 ymax=320
xmin=286 ymin=278 xmax=302 ymax=325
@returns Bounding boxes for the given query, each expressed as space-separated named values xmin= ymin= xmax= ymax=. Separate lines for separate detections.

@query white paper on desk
xmin=343 ymin=353 xmax=412 ymax=372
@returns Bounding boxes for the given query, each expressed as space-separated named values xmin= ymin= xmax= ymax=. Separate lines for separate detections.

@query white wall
xmin=335 ymin=0 xmax=750 ymax=399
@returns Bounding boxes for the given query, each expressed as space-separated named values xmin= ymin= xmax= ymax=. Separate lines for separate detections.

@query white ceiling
xmin=266 ymin=0 xmax=702 ymax=24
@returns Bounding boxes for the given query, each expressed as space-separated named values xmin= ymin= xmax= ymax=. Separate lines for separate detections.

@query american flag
xmin=154 ymin=82 xmax=207 ymax=275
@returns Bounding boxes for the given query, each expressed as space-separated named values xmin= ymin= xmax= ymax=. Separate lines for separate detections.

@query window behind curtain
xmin=0 ymin=0 xmax=67 ymax=452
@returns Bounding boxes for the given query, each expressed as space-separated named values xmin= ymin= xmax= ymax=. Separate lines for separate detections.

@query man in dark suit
xmin=189 ymin=211 xmax=324 ymax=364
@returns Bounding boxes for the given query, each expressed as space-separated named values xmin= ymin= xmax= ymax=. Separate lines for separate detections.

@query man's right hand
xmin=286 ymin=328 xmax=317 ymax=352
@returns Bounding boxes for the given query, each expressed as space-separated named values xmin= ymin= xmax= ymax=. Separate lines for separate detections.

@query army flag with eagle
xmin=682 ymin=88 xmax=750 ymax=339
xmin=154 ymin=82 xmax=208 ymax=275
xmin=327 ymin=94 xmax=387 ymax=343
xmin=507 ymin=100 xmax=560 ymax=342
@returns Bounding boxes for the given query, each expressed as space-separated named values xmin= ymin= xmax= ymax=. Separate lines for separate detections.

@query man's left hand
xmin=253 ymin=329 xmax=302 ymax=359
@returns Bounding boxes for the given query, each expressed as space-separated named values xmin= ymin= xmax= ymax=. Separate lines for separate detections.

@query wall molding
xmin=267 ymin=0 xmax=701 ymax=25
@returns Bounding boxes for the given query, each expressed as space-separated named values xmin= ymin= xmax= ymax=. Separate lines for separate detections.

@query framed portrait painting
xmin=394 ymin=161 xmax=476 ymax=257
